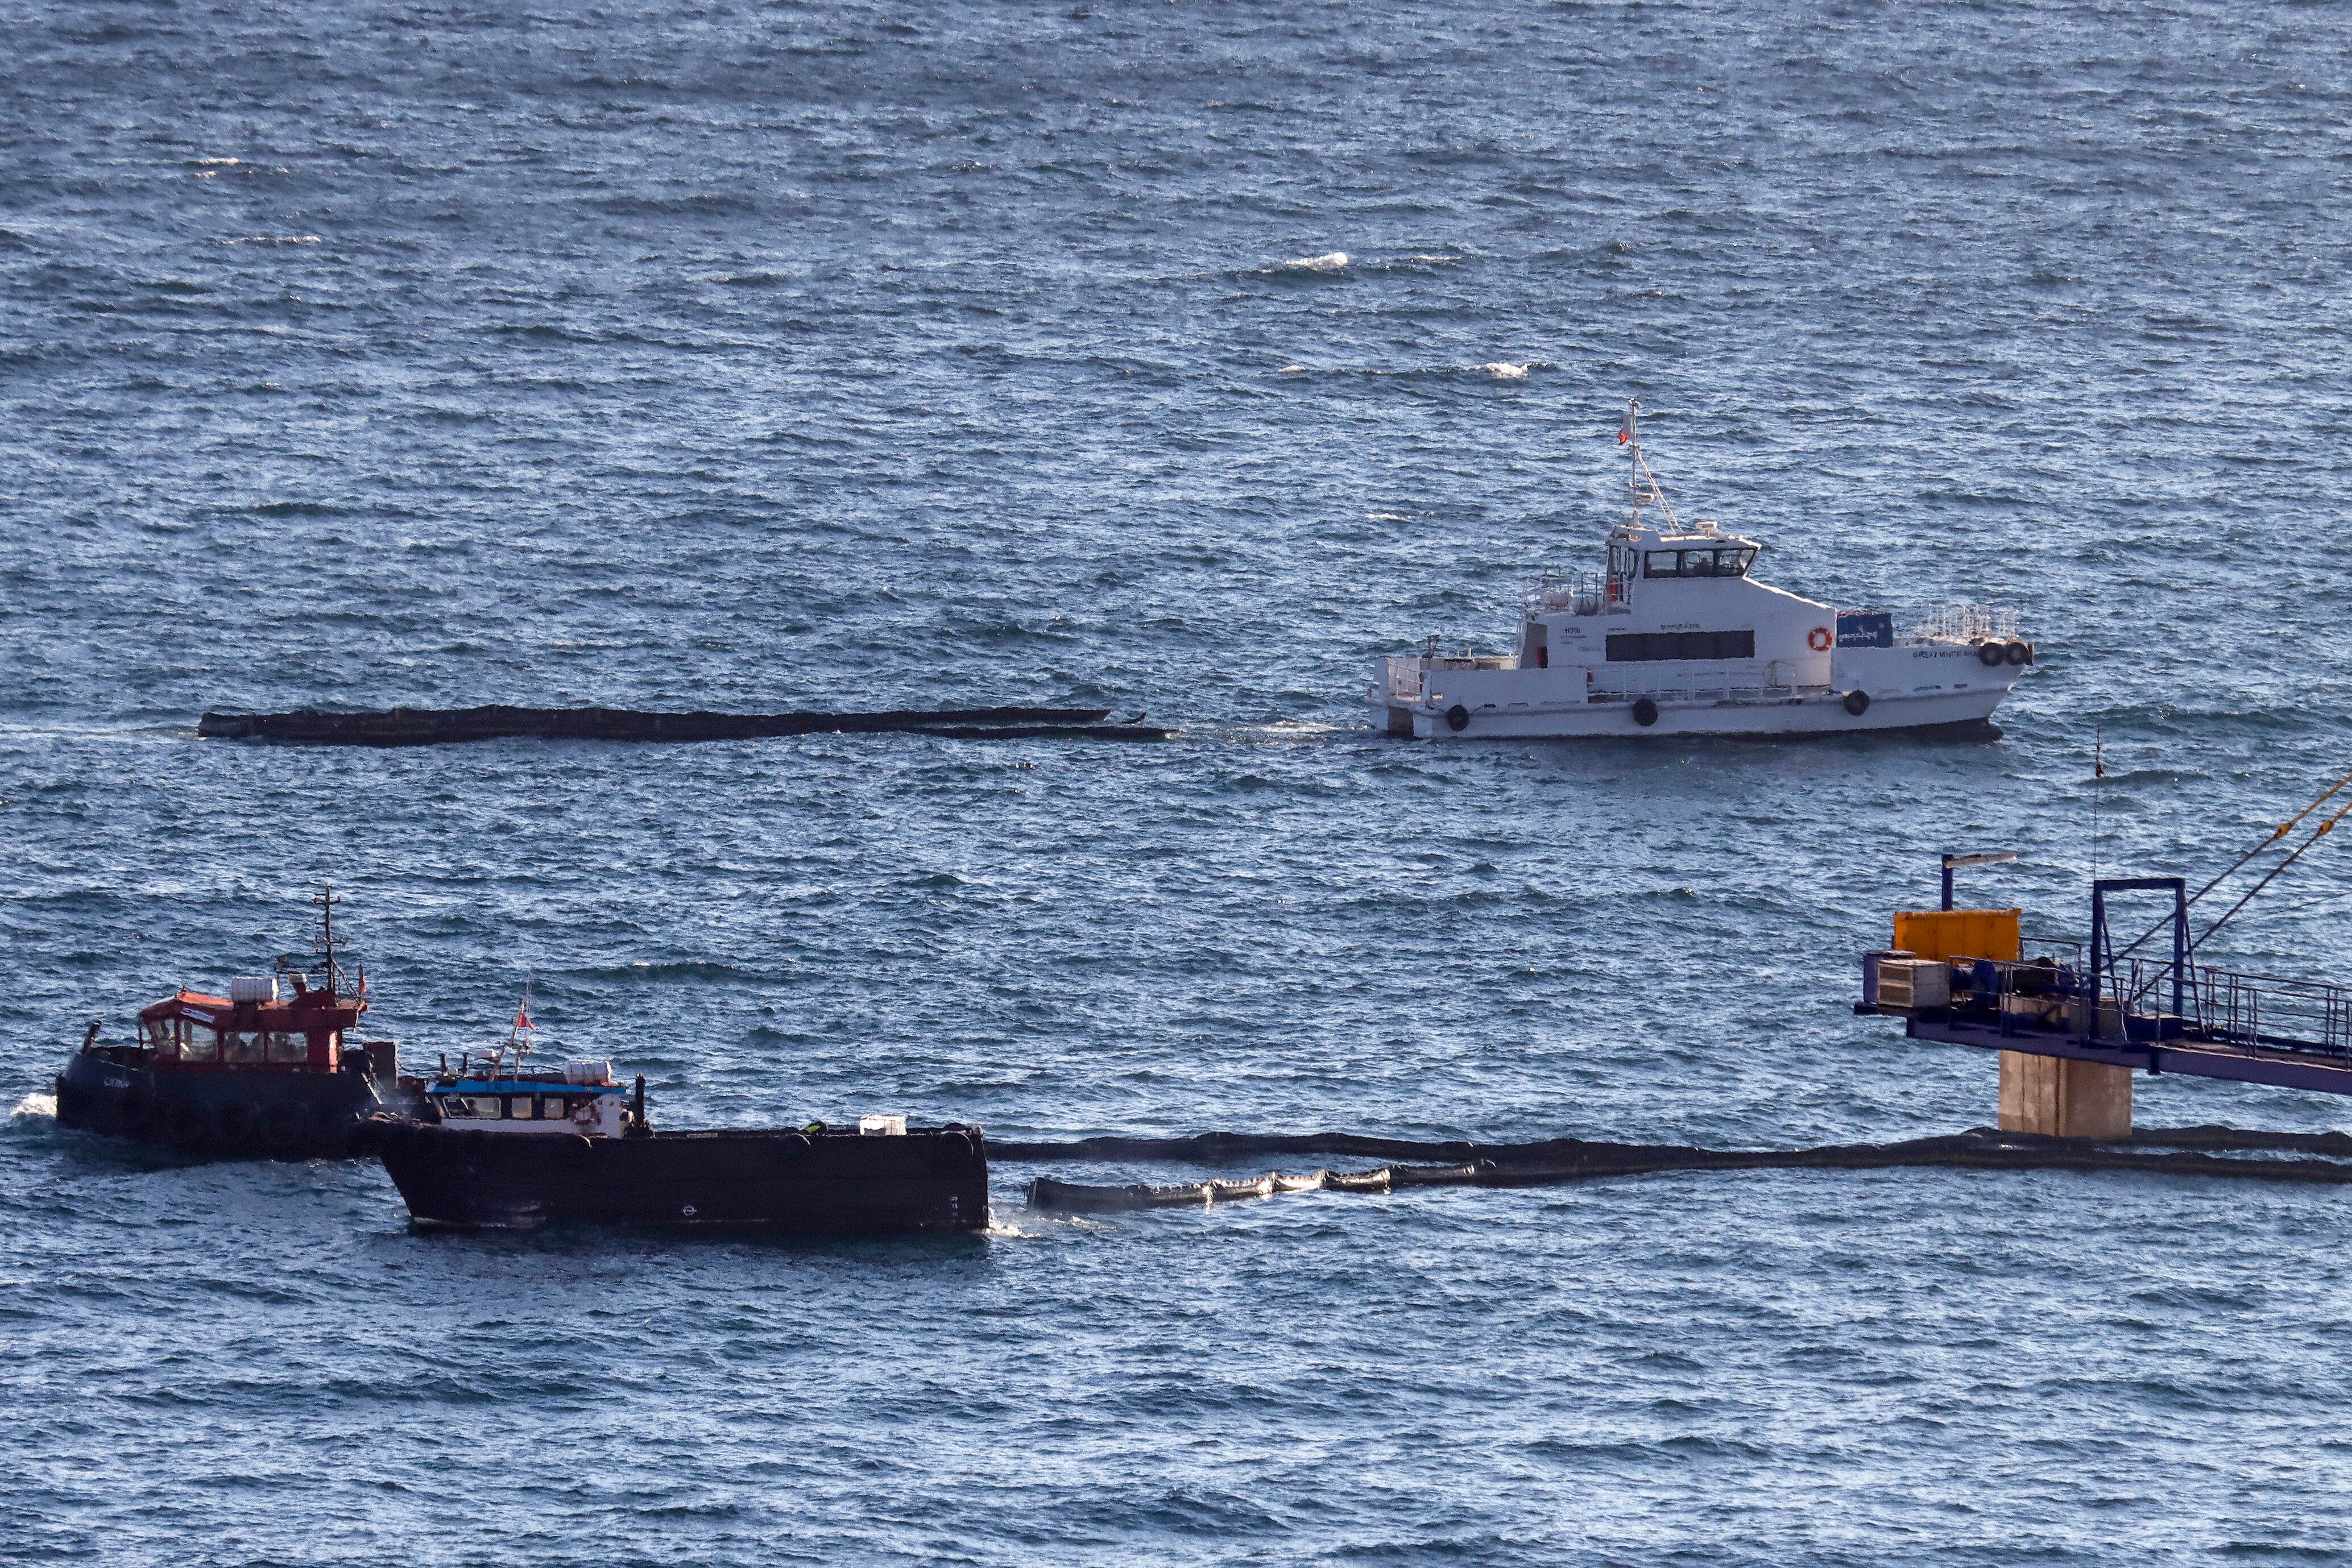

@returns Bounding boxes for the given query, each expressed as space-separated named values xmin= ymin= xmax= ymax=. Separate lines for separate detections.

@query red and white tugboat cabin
xmin=52 ymin=886 xmax=413 ymax=1159
xmin=137 ymin=976 xmax=365 ymax=1075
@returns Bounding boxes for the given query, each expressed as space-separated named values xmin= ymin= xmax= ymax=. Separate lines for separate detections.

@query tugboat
xmin=1371 ymin=401 xmax=2037 ymax=739
xmin=52 ymin=886 xmax=417 ymax=1158
xmin=361 ymin=1001 xmax=988 ymax=1234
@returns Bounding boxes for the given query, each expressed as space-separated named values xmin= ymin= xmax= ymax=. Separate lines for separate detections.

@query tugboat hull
xmin=54 ymin=1049 xmax=397 ymax=1160
xmin=364 ymin=1121 xmax=989 ymax=1234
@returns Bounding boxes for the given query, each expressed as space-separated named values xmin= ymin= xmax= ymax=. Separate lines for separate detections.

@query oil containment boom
xmin=197 ymin=705 xmax=1170 ymax=746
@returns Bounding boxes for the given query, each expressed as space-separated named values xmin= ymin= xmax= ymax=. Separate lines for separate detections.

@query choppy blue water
xmin=9 ymin=0 xmax=2352 ymax=1561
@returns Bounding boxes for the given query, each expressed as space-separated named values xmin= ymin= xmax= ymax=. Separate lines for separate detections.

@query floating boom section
xmin=1017 ymin=1125 xmax=2352 ymax=1213
xmin=197 ymin=705 xmax=1169 ymax=746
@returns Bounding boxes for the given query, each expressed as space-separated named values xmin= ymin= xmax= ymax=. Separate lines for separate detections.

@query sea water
xmin=6 ymin=1 xmax=2352 ymax=1561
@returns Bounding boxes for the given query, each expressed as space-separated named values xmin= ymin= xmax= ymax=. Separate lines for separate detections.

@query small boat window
xmin=223 ymin=1031 xmax=265 ymax=1064
xmin=509 ymin=1097 xmax=536 ymax=1119
xmin=543 ymin=1096 xmax=571 ymax=1118
xmin=438 ymin=1096 xmax=470 ymax=1119
xmin=1644 ymin=547 xmax=1757 ymax=579
xmin=146 ymin=1019 xmax=176 ymax=1056
xmin=267 ymin=1032 xmax=308 ymax=1063
xmin=183 ymin=1026 xmax=220 ymax=1064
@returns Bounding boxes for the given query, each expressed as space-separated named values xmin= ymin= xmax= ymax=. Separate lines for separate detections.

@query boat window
xmin=437 ymin=1096 xmax=469 ymax=1119
xmin=1606 ymin=630 xmax=1758 ymax=662
xmin=1644 ymin=547 xmax=1758 ymax=579
xmin=543 ymin=1096 xmax=571 ymax=1118
xmin=146 ymin=1018 xmax=176 ymax=1056
xmin=222 ymin=1031 xmax=264 ymax=1064
xmin=509 ymin=1097 xmax=536 ymax=1119
xmin=267 ymin=1032 xmax=307 ymax=1063
xmin=183 ymin=1026 xmax=220 ymax=1063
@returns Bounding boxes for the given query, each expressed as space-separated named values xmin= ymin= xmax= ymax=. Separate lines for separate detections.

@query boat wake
xmin=11 ymin=1092 xmax=56 ymax=1120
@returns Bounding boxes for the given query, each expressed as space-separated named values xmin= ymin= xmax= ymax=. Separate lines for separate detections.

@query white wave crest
xmin=12 ymin=1093 xmax=56 ymax=1119
xmin=1285 ymin=251 xmax=1349 ymax=272
xmin=1484 ymin=362 xmax=1531 ymax=379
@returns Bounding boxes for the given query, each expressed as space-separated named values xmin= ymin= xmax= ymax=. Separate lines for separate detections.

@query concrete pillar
xmin=1998 ymin=1051 xmax=2132 ymax=1139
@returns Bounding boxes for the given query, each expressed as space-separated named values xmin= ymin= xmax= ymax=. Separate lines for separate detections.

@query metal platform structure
xmin=1889 ymin=876 xmax=2352 ymax=1097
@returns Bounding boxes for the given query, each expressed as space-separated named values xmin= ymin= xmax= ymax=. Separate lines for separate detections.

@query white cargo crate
xmin=1877 ymin=959 xmax=1950 ymax=1013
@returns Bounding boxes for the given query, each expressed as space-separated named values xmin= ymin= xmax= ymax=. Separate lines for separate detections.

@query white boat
xmin=1370 ymin=403 xmax=2036 ymax=740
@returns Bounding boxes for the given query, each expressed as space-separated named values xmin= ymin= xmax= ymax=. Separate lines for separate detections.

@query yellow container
xmin=1892 ymin=908 xmax=2020 ymax=963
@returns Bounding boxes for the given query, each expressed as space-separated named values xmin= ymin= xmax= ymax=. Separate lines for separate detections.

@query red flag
xmin=1617 ymin=425 xmax=1630 ymax=445
xmin=515 ymin=1005 xmax=533 ymax=1031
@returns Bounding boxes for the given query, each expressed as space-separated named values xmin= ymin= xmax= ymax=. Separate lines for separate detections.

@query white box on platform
xmin=1877 ymin=959 xmax=1949 ymax=1013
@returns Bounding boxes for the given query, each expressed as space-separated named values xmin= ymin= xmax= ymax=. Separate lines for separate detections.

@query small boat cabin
xmin=136 ymin=976 xmax=364 ymax=1073
xmin=427 ymin=1060 xmax=637 ymax=1137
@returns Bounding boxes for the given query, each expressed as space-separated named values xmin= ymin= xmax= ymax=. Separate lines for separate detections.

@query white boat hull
xmin=1374 ymin=683 xmax=2011 ymax=740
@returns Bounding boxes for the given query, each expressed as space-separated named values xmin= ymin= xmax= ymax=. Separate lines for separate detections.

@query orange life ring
xmin=1808 ymin=626 xmax=1833 ymax=652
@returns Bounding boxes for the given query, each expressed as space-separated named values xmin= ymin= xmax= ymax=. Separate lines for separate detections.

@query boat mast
xmin=1625 ymin=398 xmax=1643 ymax=527
xmin=313 ymin=883 xmax=348 ymax=998
xmin=506 ymin=980 xmax=537 ymax=1073
xmin=1621 ymin=397 xmax=1681 ymax=532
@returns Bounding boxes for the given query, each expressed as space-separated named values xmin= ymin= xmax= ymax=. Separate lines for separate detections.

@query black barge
xmin=362 ymin=1071 xmax=987 ymax=1234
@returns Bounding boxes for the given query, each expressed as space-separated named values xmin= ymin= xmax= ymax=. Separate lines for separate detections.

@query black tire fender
xmin=925 ymin=1131 xmax=976 ymax=1172
xmin=1444 ymin=704 xmax=1470 ymax=733
xmin=1977 ymin=641 xmax=2006 ymax=667
xmin=1631 ymin=696 xmax=1659 ymax=727
xmin=1844 ymin=689 xmax=1871 ymax=716
xmin=2003 ymin=640 xmax=2031 ymax=666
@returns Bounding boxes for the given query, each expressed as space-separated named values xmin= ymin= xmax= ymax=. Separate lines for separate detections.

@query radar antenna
xmin=275 ymin=882 xmax=358 ymax=998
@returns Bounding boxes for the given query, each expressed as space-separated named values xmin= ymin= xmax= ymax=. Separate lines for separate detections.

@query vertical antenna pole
xmin=2089 ymin=882 xmax=2109 ymax=1041
xmin=2091 ymin=724 xmax=2103 ymax=887
xmin=316 ymin=882 xmax=338 ymax=998
xmin=2172 ymin=880 xmax=2188 ymax=1022
xmin=1624 ymin=398 xmax=1641 ymax=526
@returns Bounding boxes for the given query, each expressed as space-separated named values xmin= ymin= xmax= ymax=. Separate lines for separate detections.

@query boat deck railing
xmin=1603 ymin=681 xmax=1835 ymax=704
xmin=1523 ymin=569 xmax=1612 ymax=617
xmin=1906 ymin=604 xmax=2020 ymax=644
xmin=1380 ymin=657 xmax=1426 ymax=699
